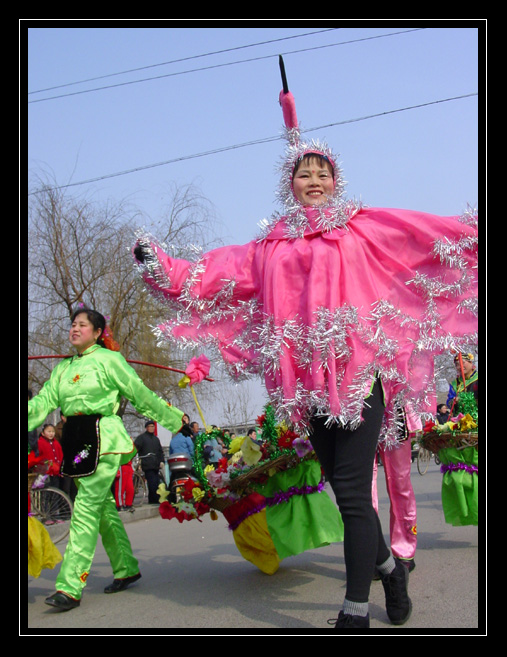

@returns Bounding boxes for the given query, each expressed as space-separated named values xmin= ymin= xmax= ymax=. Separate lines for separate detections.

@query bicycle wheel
xmin=417 ymin=448 xmax=431 ymax=475
xmin=30 ymin=486 xmax=73 ymax=544
xmin=132 ymin=472 xmax=147 ymax=507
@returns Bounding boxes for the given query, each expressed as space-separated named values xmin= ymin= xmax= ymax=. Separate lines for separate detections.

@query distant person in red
xmin=114 ymin=459 xmax=135 ymax=512
xmin=37 ymin=424 xmax=63 ymax=488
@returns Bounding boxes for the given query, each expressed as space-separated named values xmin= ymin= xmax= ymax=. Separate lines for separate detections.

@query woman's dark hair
xmin=70 ymin=307 xmax=106 ymax=345
xmin=292 ymin=152 xmax=335 ymax=179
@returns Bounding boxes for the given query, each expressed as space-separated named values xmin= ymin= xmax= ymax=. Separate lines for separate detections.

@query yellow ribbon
xmin=178 ymin=375 xmax=209 ymax=432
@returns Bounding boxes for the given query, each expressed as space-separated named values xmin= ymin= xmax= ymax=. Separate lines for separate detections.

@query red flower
xmin=278 ymin=429 xmax=297 ymax=449
xmin=159 ymin=501 xmax=206 ymax=523
xmin=256 ymin=414 xmax=266 ymax=427
xmin=216 ymin=457 xmax=229 ymax=473
xmin=180 ymin=478 xmax=200 ymax=501
xmin=423 ymin=420 xmax=437 ymax=434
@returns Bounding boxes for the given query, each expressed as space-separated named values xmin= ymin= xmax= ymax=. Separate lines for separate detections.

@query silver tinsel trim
xmin=133 ymin=190 xmax=478 ymax=447
xmin=255 ymin=130 xmax=362 ymax=242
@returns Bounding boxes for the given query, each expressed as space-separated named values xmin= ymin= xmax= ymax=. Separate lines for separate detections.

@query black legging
xmin=310 ymin=380 xmax=390 ymax=603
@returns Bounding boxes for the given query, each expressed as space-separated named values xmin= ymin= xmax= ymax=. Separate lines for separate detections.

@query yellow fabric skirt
xmin=28 ymin=516 xmax=62 ymax=578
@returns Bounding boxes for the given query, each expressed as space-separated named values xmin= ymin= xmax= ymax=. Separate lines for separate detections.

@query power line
xmin=28 ymin=28 xmax=340 ymax=95
xmin=28 ymin=92 xmax=477 ymax=195
xmin=28 ymin=28 xmax=426 ymax=104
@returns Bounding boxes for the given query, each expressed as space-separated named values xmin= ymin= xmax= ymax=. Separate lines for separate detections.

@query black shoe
xmin=45 ymin=591 xmax=80 ymax=611
xmin=381 ymin=562 xmax=412 ymax=625
xmin=104 ymin=572 xmax=141 ymax=594
xmin=328 ymin=610 xmax=370 ymax=628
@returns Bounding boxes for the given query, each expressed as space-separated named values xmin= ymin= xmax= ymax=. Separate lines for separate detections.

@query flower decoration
xmin=241 ymin=437 xmax=263 ymax=466
xmin=158 ymin=405 xmax=319 ymax=528
xmin=228 ymin=436 xmax=245 ymax=455
xmin=277 ymin=428 xmax=298 ymax=450
xmin=178 ymin=354 xmax=211 ymax=388
xmin=73 ymin=445 xmax=91 ymax=467
xmin=157 ymin=483 xmax=170 ymax=503
xmin=102 ymin=325 xmax=120 ymax=351
xmin=293 ymin=436 xmax=314 ymax=458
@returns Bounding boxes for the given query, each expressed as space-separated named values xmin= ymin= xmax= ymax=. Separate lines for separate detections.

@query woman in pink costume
xmin=133 ymin=61 xmax=477 ymax=628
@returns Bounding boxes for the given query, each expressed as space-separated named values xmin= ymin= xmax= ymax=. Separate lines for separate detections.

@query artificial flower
xmin=241 ymin=437 xmax=262 ymax=466
xmin=293 ymin=436 xmax=313 ymax=458
xmin=192 ymin=487 xmax=205 ymax=503
xmin=459 ymin=414 xmax=477 ymax=431
xmin=157 ymin=483 xmax=170 ymax=502
xmin=159 ymin=501 xmax=197 ymax=523
xmin=216 ymin=457 xmax=229 ymax=473
xmin=228 ymin=451 xmax=243 ymax=465
xmin=438 ymin=421 xmax=457 ymax=433
xmin=278 ymin=429 xmax=298 ymax=449
xmin=184 ymin=354 xmax=211 ymax=385
xmin=228 ymin=436 xmax=245 ymax=454
xmin=206 ymin=468 xmax=230 ymax=488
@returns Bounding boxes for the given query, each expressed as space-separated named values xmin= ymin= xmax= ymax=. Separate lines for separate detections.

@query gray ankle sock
xmin=343 ymin=598 xmax=369 ymax=617
xmin=377 ymin=555 xmax=396 ymax=576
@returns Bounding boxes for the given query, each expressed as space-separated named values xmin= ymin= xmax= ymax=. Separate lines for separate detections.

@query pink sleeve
xmin=133 ymin=233 xmax=258 ymax=304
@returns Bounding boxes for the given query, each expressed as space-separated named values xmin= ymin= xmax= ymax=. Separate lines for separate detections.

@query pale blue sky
xmin=26 ymin=22 xmax=481 ymax=426
xmin=27 ymin=23 xmax=480 ymax=247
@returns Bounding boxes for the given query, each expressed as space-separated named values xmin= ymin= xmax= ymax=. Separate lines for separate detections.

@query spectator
xmin=114 ymin=458 xmax=135 ymax=512
xmin=169 ymin=424 xmax=195 ymax=460
xmin=135 ymin=420 xmax=165 ymax=504
xmin=247 ymin=427 xmax=262 ymax=446
xmin=436 ymin=404 xmax=450 ymax=424
xmin=189 ymin=421 xmax=200 ymax=439
xmin=37 ymin=424 xmax=63 ymax=489
xmin=447 ymin=353 xmax=478 ymax=410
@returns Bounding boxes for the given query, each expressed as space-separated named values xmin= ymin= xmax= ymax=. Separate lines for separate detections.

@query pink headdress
xmin=262 ymin=57 xmax=358 ymax=238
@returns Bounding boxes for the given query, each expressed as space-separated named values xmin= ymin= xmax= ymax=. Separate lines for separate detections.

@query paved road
xmin=26 ymin=459 xmax=481 ymax=634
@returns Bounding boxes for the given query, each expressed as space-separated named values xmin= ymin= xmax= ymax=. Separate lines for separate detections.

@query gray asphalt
xmin=25 ymin=459 xmax=481 ymax=635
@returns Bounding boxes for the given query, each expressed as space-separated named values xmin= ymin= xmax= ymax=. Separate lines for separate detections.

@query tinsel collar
xmin=258 ymin=128 xmax=362 ymax=241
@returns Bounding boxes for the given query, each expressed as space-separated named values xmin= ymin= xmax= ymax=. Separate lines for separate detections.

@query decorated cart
xmin=159 ymin=405 xmax=344 ymax=574
xmin=420 ymin=384 xmax=478 ymax=527
xmin=158 ymin=357 xmax=343 ymax=574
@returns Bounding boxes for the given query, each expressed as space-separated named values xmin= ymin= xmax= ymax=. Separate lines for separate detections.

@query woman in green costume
xmin=28 ymin=307 xmax=185 ymax=611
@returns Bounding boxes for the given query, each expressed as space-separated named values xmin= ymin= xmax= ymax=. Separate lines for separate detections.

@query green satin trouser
xmin=56 ymin=453 xmax=139 ymax=600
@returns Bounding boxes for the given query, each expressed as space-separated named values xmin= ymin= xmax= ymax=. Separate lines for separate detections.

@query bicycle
xmin=29 ymin=481 xmax=73 ymax=544
xmin=417 ymin=446 xmax=432 ymax=475
xmin=131 ymin=456 xmax=147 ymax=507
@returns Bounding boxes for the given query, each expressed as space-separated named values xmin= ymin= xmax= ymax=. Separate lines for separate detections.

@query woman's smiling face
xmin=69 ymin=312 xmax=102 ymax=353
xmin=292 ymin=156 xmax=335 ymax=206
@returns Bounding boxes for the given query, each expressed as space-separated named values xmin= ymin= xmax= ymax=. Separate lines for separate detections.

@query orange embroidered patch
xmin=80 ymin=571 xmax=89 ymax=583
xmin=410 ymin=525 xmax=417 ymax=535
xmin=73 ymin=374 xmax=80 ymax=383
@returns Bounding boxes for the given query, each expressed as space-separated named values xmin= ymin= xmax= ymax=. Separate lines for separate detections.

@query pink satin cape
xmin=134 ymin=205 xmax=477 ymax=444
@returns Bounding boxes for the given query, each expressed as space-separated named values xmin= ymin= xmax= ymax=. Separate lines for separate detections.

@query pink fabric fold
xmin=134 ymin=205 xmax=477 ymax=445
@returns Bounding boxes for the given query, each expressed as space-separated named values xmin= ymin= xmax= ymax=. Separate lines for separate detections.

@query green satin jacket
xmin=28 ymin=344 xmax=184 ymax=462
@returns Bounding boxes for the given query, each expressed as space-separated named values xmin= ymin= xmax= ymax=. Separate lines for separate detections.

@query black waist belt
xmin=61 ymin=414 xmax=102 ymax=478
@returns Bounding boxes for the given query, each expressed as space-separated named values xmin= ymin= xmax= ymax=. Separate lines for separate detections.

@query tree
xmin=27 ymin=174 xmax=225 ymax=433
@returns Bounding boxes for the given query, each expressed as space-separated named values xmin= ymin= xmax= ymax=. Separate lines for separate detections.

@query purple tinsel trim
xmin=440 ymin=462 xmax=478 ymax=475
xmin=227 ymin=481 xmax=325 ymax=531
